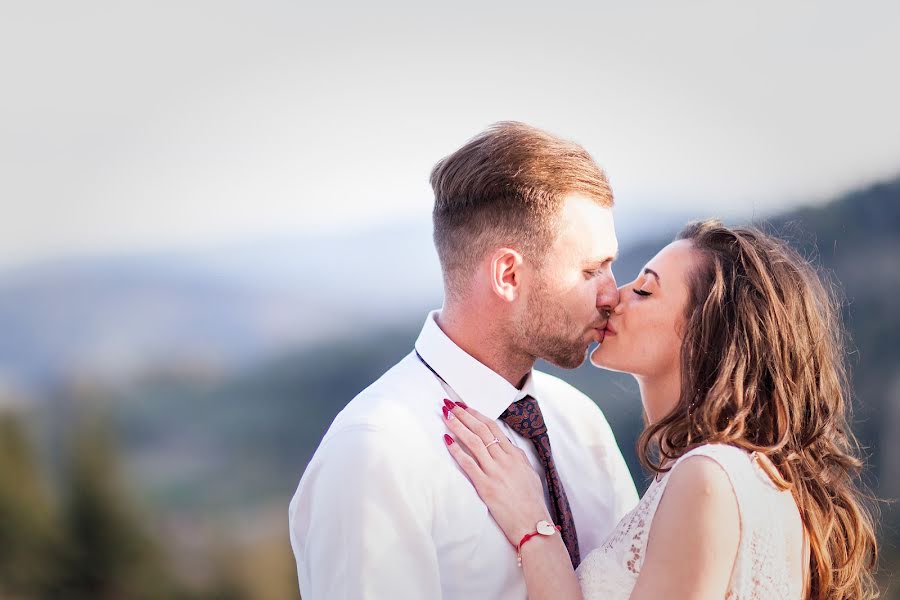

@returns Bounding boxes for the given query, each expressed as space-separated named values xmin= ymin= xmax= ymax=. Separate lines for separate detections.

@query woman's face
xmin=590 ymin=239 xmax=701 ymax=421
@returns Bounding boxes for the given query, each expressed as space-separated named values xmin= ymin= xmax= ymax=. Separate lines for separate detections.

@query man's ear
xmin=489 ymin=248 xmax=525 ymax=302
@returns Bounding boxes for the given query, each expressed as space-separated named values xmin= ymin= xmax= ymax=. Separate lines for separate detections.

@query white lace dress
xmin=575 ymin=444 xmax=799 ymax=599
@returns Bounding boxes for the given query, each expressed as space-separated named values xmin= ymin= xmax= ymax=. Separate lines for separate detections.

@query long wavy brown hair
xmin=638 ymin=219 xmax=878 ymax=600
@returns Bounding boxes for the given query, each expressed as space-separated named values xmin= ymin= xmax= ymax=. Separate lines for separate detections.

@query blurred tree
xmin=0 ymin=412 xmax=60 ymax=596
xmin=56 ymin=411 xmax=182 ymax=599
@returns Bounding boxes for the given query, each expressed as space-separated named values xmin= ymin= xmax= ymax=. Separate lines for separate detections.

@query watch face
xmin=536 ymin=520 xmax=556 ymax=536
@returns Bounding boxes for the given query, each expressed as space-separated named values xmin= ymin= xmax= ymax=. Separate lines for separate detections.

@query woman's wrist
xmin=518 ymin=528 xmax=566 ymax=566
xmin=512 ymin=509 xmax=555 ymax=544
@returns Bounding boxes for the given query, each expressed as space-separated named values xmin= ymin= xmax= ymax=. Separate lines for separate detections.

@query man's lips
xmin=593 ymin=322 xmax=616 ymax=342
xmin=590 ymin=323 xmax=608 ymax=343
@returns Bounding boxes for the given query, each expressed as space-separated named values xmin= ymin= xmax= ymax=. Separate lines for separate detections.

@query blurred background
xmin=1 ymin=1 xmax=899 ymax=598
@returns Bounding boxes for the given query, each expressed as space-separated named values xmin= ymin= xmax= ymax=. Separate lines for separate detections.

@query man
xmin=289 ymin=122 xmax=638 ymax=598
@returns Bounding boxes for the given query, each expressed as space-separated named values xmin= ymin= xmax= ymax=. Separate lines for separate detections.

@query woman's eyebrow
xmin=643 ymin=267 xmax=661 ymax=282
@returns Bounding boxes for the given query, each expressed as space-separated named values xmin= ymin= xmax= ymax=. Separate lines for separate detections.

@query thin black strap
xmin=415 ymin=348 xmax=448 ymax=385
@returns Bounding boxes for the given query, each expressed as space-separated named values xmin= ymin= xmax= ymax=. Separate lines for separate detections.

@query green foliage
xmin=0 ymin=409 xmax=211 ymax=598
xmin=55 ymin=412 xmax=183 ymax=599
xmin=0 ymin=413 xmax=60 ymax=596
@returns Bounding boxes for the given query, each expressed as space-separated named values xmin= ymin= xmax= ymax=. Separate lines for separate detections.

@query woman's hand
xmin=441 ymin=400 xmax=552 ymax=547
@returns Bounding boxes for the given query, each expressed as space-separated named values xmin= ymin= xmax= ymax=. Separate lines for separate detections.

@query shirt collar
xmin=414 ymin=310 xmax=537 ymax=419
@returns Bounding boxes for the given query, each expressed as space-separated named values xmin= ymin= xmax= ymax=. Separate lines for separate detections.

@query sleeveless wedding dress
xmin=575 ymin=444 xmax=801 ymax=599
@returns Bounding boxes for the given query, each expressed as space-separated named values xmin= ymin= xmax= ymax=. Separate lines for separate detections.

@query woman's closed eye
xmin=633 ymin=288 xmax=652 ymax=297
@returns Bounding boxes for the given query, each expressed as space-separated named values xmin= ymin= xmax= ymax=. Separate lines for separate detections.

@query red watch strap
xmin=516 ymin=524 xmax=561 ymax=567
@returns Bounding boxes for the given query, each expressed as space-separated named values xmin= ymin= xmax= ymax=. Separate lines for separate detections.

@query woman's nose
xmin=612 ymin=284 xmax=628 ymax=314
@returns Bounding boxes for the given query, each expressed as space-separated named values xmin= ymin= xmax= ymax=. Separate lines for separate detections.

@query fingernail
xmin=443 ymin=434 xmax=454 ymax=446
xmin=456 ymin=401 xmax=468 ymax=409
xmin=443 ymin=398 xmax=456 ymax=410
xmin=442 ymin=406 xmax=454 ymax=420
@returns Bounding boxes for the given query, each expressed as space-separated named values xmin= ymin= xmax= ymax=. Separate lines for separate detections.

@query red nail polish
xmin=444 ymin=434 xmax=454 ymax=446
xmin=442 ymin=406 xmax=450 ymax=419
xmin=457 ymin=401 xmax=469 ymax=409
xmin=443 ymin=398 xmax=456 ymax=410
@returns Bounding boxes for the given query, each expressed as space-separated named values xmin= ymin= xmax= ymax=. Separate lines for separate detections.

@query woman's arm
xmin=630 ymin=456 xmax=740 ymax=600
xmin=443 ymin=402 xmax=583 ymax=600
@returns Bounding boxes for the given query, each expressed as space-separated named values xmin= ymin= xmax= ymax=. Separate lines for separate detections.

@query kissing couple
xmin=289 ymin=122 xmax=877 ymax=599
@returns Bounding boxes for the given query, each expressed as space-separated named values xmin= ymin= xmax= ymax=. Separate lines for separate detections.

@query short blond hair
xmin=430 ymin=122 xmax=613 ymax=298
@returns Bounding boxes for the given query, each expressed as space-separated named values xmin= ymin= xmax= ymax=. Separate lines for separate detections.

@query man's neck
xmin=437 ymin=305 xmax=533 ymax=388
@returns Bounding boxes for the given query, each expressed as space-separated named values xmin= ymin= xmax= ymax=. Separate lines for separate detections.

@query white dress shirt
xmin=289 ymin=310 xmax=638 ymax=599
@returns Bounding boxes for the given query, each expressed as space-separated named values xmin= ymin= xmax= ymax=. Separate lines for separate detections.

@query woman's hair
xmin=638 ymin=219 xmax=878 ymax=600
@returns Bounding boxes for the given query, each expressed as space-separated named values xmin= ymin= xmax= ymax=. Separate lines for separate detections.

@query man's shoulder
xmin=331 ymin=352 xmax=438 ymax=424
xmin=311 ymin=351 xmax=445 ymax=457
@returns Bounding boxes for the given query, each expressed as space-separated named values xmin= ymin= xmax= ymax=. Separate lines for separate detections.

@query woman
xmin=441 ymin=220 xmax=878 ymax=599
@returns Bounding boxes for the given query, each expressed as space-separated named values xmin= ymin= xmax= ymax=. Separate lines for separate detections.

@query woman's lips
xmin=601 ymin=323 xmax=617 ymax=338
xmin=593 ymin=322 xmax=616 ymax=343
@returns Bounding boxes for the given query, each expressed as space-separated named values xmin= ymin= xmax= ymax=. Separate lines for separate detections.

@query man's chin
xmin=540 ymin=344 xmax=592 ymax=370
xmin=543 ymin=358 xmax=584 ymax=370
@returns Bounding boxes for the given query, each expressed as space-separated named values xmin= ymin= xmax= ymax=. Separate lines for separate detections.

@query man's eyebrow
xmin=643 ymin=267 xmax=660 ymax=282
xmin=584 ymin=252 xmax=618 ymax=265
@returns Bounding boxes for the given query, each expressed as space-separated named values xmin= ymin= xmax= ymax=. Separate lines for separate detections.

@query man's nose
xmin=597 ymin=276 xmax=620 ymax=313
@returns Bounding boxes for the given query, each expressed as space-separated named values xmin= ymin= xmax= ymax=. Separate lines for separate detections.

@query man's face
xmin=515 ymin=194 xmax=619 ymax=368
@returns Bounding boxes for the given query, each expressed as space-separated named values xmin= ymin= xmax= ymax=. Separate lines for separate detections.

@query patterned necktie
xmin=500 ymin=395 xmax=580 ymax=568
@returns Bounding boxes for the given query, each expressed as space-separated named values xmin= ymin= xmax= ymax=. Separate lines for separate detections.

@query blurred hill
xmin=2 ymin=175 xmax=899 ymax=596
xmin=767 ymin=179 xmax=900 ymax=497
xmin=0 ymin=223 xmax=442 ymax=396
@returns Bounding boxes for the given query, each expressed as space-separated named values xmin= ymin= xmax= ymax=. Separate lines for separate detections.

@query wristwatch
xmin=516 ymin=520 xmax=561 ymax=567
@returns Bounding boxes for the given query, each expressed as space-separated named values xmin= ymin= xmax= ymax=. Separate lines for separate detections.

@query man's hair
xmin=430 ymin=121 xmax=613 ymax=298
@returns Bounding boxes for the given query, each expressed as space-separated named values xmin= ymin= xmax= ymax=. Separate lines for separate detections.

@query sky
xmin=2 ymin=1 xmax=899 ymax=269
